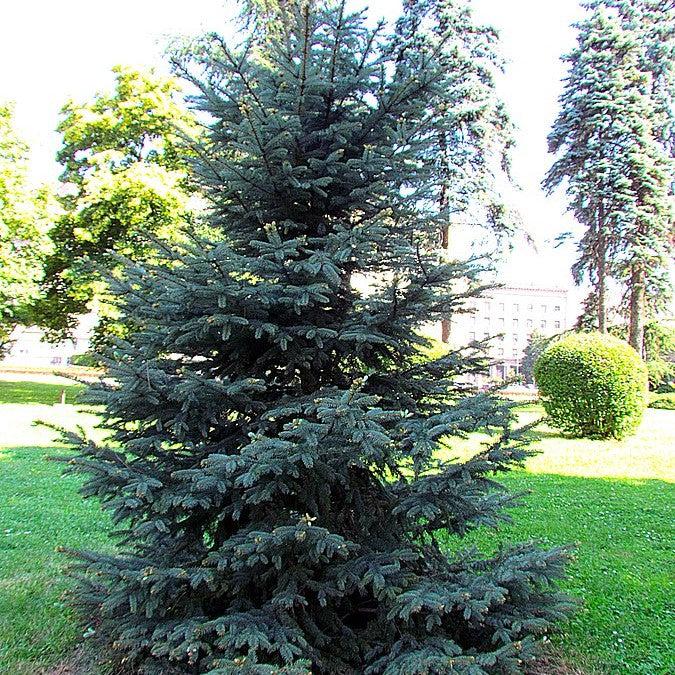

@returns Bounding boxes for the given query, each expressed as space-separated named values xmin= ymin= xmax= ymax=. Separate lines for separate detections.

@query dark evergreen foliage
xmin=62 ymin=2 xmax=574 ymax=672
xmin=520 ymin=331 xmax=552 ymax=386
xmin=545 ymin=3 xmax=673 ymax=343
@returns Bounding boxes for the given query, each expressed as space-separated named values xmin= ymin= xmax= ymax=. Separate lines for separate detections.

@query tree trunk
xmin=439 ymin=147 xmax=450 ymax=342
xmin=441 ymin=318 xmax=451 ymax=343
xmin=596 ymin=207 xmax=607 ymax=333
xmin=597 ymin=259 xmax=606 ymax=333
xmin=628 ymin=266 xmax=645 ymax=356
xmin=440 ymin=223 xmax=449 ymax=250
xmin=440 ymin=217 xmax=450 ymax=343
xmin=441 ymin=209 xmax=450 ymax=344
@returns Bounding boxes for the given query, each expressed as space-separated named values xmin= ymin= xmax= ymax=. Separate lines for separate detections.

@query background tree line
xmin=0 ymin=66 xmax=200 ymax=356
xmin=0 ymin=0 xmax=672 ymax=366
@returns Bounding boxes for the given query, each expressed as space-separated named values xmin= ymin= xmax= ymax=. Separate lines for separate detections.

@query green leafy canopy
xmin=535 ymin=332 xmax=648 ymax=439
xmin=36 ymin=66 xmax=201 ymax=343
xmin=0 ymin=103 xmax=54 ymax=355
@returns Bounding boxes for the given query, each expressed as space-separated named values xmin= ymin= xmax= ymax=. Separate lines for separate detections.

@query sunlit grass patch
xmin=0 ymin=381 xmax=673 ymax=673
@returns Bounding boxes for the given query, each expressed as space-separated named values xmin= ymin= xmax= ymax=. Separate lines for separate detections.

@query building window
xmin=526 ymin=319 xmax=533 ymax=328
xmin=483 ymin=332 xmax=489 ymax=340
xmin=540 ymin=320 xmax=547 ymax=329
xmin=541 ymin=304 xmax=547 ymax=312
xmin=498 ymin=334 xmax=505 ymax=343
xmin=498 ymin=348 xmax=504 ymax=356
xmin=513 ymin=318 xmax=519 ymax=328
xmin=554 ymin=321 xmax=561 ymax=329
xmin=512 ymin=348 xmax=519 ymax=357
xmin=499 ymin=302 xmax=505 ymax=311
xmin=513 ymin=334 xmax=519 ymax=343
xmin=484 ymin=302 xmax=491 ymax=312
xmin=469 ymin=332 xmax=476 ymax=341
xmin=554 ymin=305 xmax=561 ymax=312
xmin=527 ymin=303 xmax=533 ymax=311
xmin=498 ymin=317 xmax=504 ymax=326
xmin=513 ymin=303 xmax=519 ymax=312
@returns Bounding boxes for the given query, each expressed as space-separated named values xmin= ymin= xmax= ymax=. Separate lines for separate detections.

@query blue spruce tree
xmin=63 ymin=1 xmax=574 ymax=672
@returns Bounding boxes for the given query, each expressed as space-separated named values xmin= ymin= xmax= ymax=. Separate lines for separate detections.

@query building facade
xmin=443 ymin=286 xmax=570 ymax=380
xmin=1 ymin=314 xmax=94 ymax=368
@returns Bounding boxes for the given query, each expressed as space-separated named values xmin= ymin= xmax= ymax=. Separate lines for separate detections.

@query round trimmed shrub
xmin=534 ymin=332 xmax=648 ymax=438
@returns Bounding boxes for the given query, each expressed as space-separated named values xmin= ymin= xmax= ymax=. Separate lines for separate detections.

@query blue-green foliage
xmin=62 ymin=1 xmax=574 ymax=673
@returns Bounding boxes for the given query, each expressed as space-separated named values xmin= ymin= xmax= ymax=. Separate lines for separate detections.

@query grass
xmin=0 ymin=378 xmax=84 ymax=405
xmin=0 ymin=380 xmax=673 ymax=674
xmin=441 ymin=472 xmax=673 ymax=674
xmin=0 ymin=384 xmax=107 ymax=674
xmin=437 ymin=408 xmax=675 ymax=674
xmin=437 ymin=407 xmax=675 ymax=673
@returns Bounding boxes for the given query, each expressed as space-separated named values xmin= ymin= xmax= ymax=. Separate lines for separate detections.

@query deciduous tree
xmin=36 ymin=66 xmax=198 ymax=342
xmin=0 ymin=104 xmax=53 ymax=355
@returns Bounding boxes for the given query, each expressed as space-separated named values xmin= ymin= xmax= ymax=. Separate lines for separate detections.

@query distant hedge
xmin=535 ymin=333 xmax=648 ymax=439
xmin=69 ymin=352 xmax=100 ymax=367
xmin=649 ymin=392 xmax=675 ymax=410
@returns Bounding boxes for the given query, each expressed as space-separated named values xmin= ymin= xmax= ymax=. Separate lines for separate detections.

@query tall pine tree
xmin=63 ymin=2 xmax=573 ymax=673
xmin=545 ymin=5 xmax=673 ymax=347
xmin=587 ymin=0 xmax=675 ymax=351
xmin=584 ymin=0 xmax=675 ymax=152
xmin=393 ymin=0 xmax=517 ymax=344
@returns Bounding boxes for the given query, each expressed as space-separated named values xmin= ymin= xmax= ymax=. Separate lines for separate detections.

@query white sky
xmin=0 ymin=0 xmax=587 ymax=310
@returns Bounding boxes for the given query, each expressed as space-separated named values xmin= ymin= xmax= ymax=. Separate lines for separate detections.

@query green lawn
xmin=0 ymin=381 xmax=107 ymax=674
xmin=0 ymin=378 xmax=84 ymax=405
xmin=0 ymin=379 xmax=673 ymax=674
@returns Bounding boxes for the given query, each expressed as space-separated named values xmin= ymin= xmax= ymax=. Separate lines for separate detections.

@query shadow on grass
xmin=1 ymin=435 xmax=672 ymax=674
xmin=0 ymin=381 xmax=84 ymax=406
